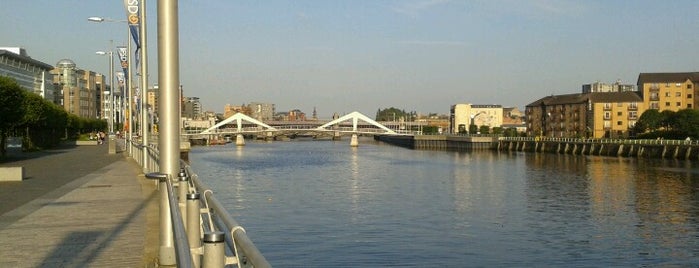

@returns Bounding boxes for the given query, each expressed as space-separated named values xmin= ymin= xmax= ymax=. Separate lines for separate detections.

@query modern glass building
xmin=0 ymin=47 xmax=55 ymax=102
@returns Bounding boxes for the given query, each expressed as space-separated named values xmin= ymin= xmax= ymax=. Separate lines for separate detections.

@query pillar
xmin=350 ymin=134 xmax=359 ymax=147
xmin=236 ymin=134 xmax=245 ymax=146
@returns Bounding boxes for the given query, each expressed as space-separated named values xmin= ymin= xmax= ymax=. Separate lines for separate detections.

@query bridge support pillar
xmin=236 ymin=134 xmax=245 ymax=146
xmin=350 ymin=134 xmax=359 ymax=147
xmin=333 ymin=131 xmax=342 ymax=140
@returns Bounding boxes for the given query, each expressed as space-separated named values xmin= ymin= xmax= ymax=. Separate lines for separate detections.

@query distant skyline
xmin=1 ymin=0 xmax=698 ymax=118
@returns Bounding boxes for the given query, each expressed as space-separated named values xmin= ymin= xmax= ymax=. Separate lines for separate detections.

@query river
xmin=188 ymin=138 xmax=699 ymax=267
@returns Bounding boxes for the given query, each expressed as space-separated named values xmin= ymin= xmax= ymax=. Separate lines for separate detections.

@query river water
xmin=188 ymin=138 xmax=699 ymax=267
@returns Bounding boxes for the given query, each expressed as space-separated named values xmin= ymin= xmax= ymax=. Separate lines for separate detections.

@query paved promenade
xmin=0 ymin=143 xmax=159 ymax=267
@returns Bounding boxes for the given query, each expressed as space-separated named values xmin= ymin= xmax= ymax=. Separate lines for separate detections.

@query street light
xmin=470 ymin=111 xmax=486 ymax=134
xmin=96 ymin=50 xmax=114 ymax=133
xmin=89 ymin=16 xmax=131 ymax=151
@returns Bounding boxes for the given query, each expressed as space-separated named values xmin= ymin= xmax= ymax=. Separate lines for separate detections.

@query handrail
xmin=184 ymin=163 xmax=272 ymax=268
xmin=164 ymin=174 xmax=195 ymax=267
xmin=131 ymin=138 xmax=269 ymax=267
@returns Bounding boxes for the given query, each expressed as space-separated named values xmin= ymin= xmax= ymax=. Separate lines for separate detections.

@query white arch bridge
xmin=184 ymin=111 xmax=412 ymax=147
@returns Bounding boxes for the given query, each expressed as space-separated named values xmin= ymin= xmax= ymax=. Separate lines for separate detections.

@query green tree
xmin=469 ymin=124 xmax=478 ymax=134
xmin=634 ymin=109 xmax=663 ymax=133
xmin=21 ymin=92 xmax=67 ymax=150
xmin=479 ymin=125 xmax=490 ymax=134
xmin=376 ymin=107 xmax=407 ymax=121
xmin=0 ymin=76 xmax=26 ymax=157
xmin=670 ymin=109 xmax=699 ymax=138
xmin=660 ymin=110 xmax=676 ymax=130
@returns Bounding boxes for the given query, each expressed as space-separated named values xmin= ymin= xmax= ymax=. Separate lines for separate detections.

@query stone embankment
xmin=376 ymin=135 xmax=699 ymax=160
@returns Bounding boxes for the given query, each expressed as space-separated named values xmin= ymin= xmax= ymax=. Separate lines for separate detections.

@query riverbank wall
xmin=374 ymin=135 xmax=496 ymax=150
xmin=376 ymin=135 xmax=699 ymax=160
xmin=498 ymin=138 xmax=699 ymax=160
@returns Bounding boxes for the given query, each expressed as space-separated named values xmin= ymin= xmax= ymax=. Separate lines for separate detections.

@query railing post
xmin=187 ymin=192 xmax=202 ymax=268
xmin=202 ymin=231 xmax=225 ymax=268
xmin=146 ymin=172 xmax=176 ymax=266
xmin=178 ymin=168 xmax=188 ymax=227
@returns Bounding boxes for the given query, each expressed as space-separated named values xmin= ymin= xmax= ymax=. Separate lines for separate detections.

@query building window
xmin=604 ymin=121 xmax=611 ymax=128
xmin=666 ymin=102 xmax=671 ymax=107
xmin=617 ymin=111 xmax=622 ymax=116
xmin=629 ymin=111 xmax=637 ymax=120
xmin=604 ymin=103 xmax=612 ymax=110
xmin=604 ymin=112 xmax=611 ymax=119
xmin=689 ymin=104 xmax=693 ymax=108
xmin=688 ymin=84 xmax=693 ymax=89
xmin=617 ymin=121 xmax=623 ymax=126
xmin=650 ymin=92 xmax=659 ymax=100
xmin=689 ymin=94 xmax=693 ymax=99
xmin=677 ymin=102 xmax=682 ymax=107
xmin=677 ymin=83 xmax=682 ymax=87
xmin=665 ymin=92 xmax=671 ymax=97
xmin=651 ymin=102 xmax=659 ymax=109
xmin=676 ymin=92 xmax=682 ymax=97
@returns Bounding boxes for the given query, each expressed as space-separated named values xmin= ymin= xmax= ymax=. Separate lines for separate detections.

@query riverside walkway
xmin=0 ymin=142 xmax=159 ymax=267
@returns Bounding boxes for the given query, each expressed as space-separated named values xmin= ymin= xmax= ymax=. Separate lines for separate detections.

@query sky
xmin=1 ymin=0 xmax=698 ymax=118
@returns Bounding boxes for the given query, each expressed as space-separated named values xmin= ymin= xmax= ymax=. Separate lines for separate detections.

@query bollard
xmin=145 ymin=172 xmax=176 ymax=266
xmin=202 ymin=231 xmax=225 ymax=268
xmin=187 ymin=192 xmax=202 ymax=268
xmin=178 ymin=169 xmax=188 ymax=226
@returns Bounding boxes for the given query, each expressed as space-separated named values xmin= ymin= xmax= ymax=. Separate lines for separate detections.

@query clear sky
xmin=2 ymin=0 xmax=698 ymax=118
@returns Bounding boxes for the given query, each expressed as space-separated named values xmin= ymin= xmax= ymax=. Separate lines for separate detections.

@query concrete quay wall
xmin=497 ymin=139 xmax=699 ymax=160
xmin=375 ymin=135 xmax=497 ymax=150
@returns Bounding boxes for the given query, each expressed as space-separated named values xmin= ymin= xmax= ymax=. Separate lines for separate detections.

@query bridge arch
xmin=316 ymin=111 xmax=397 ymax=134
xmin=200 ymin=113 xmax=277 ymax=134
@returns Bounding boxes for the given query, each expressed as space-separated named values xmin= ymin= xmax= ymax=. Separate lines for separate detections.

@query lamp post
xmin=89 ymin=16 xmax=131 ymax=151
xmin=470 ymin=111 xmax=485 ymax=134
xmin=95 ymin=50 xmax=114 ymax=133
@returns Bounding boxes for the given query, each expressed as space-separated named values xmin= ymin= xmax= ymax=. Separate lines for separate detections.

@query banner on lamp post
xmin=123 ymin=0 xmax=141 ymax=73
xmin=117 ymin=46 xmax=128 ymax=81
xmin=115 ymin=71 xmax=125 ymax=94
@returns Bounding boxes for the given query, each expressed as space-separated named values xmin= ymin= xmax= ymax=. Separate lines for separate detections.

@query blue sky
xmin=1 ymin=0 xmax=697 ymax=118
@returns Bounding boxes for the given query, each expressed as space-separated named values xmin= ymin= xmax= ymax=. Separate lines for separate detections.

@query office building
xmin=0 ymin=47 xmax=55 ymax=102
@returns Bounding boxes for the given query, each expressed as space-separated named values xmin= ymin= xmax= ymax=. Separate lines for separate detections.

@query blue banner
xmin=117 ymin=46 xmax=128 ymax=82
xmin=124 ymin=0 xmax=141 ymax=74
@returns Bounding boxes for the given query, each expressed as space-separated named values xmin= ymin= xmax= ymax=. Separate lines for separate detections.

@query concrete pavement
xmin=0 ymin=143 xmax=159 ymax=267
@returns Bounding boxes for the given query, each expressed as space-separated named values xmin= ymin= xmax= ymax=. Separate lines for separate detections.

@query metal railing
xmin=128 ymin=139 xmax=270 ymax=267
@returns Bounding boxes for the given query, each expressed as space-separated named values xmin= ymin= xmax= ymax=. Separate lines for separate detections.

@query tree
xmin=0 ymin=76 xmax=26 ymax=157
xmin=479 ymin=125 xmax=490 ymax=134
xmin=634 ymin=109 xmax=663 ymax=133
xmin=670 ymin=109 xmax=699 ymax=138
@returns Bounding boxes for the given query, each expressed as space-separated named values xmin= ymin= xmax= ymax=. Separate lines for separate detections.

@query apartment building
xmin=526 ymin=91 xmax=644 ymax=138
xmin=637 ymin=72 xmax=699 ymax=111
xmin=182 ymin=97 xmax=202 ymax=119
